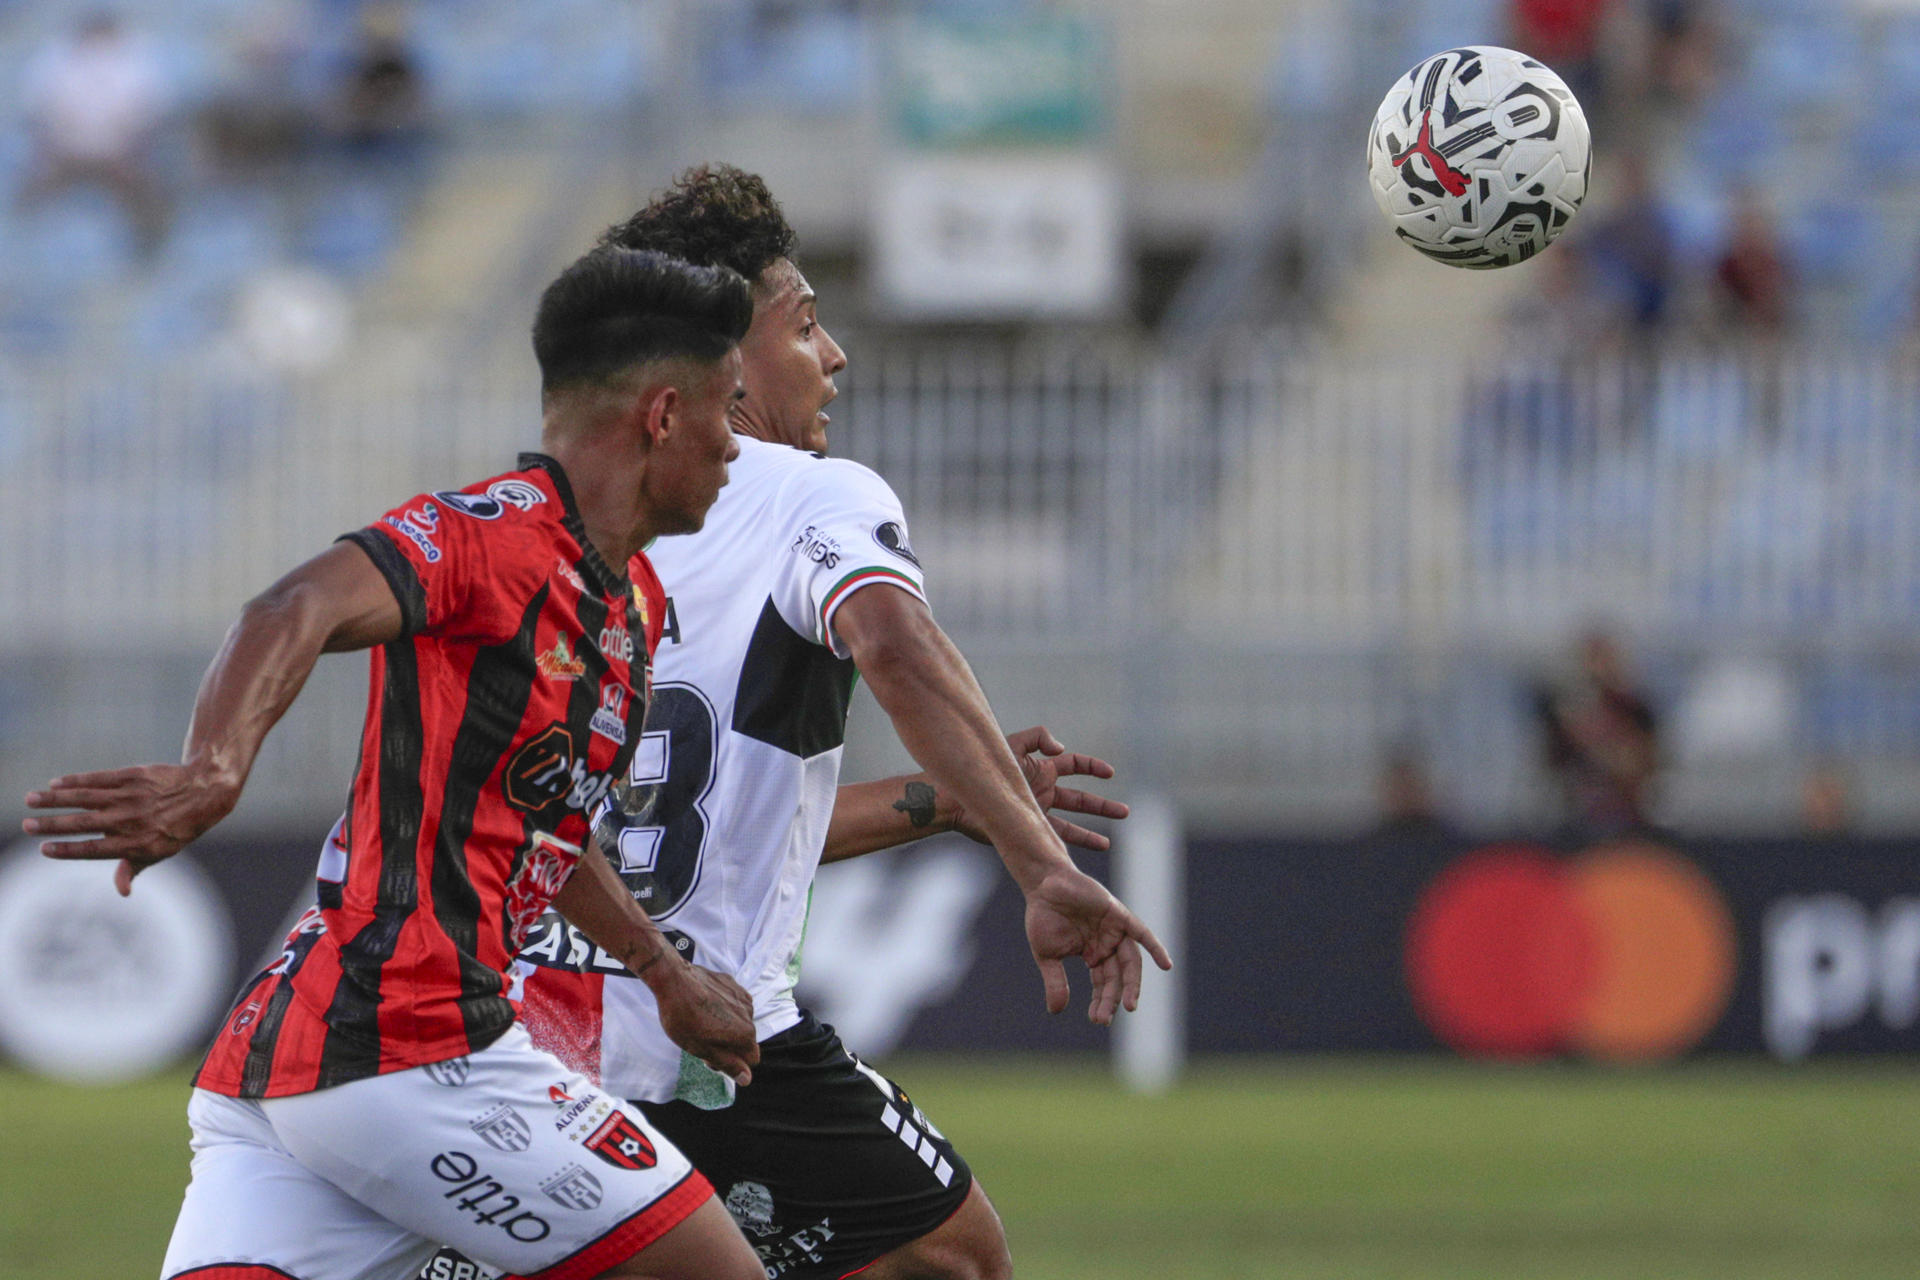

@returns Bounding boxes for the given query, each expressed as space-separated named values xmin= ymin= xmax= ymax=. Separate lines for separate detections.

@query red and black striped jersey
xmin=196 ymin=454 xmax=669 ymax=1099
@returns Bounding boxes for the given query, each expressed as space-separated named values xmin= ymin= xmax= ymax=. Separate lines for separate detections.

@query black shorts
xmin=640 ymin=1011 xmax=974 ymax=1280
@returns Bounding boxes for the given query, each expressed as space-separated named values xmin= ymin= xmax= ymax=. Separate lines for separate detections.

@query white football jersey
xmin=516 ymin=435 xmax=929 ymax=1103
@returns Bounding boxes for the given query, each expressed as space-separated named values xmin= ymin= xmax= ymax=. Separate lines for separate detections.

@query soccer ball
xmin=1366 ymin=46 xmax=1590 ymax=269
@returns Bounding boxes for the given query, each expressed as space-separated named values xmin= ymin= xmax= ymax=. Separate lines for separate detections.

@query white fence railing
xmin=4 ymin=343 xmax=1918 ymax=647
xmin=831 ymin=340 xmax=1920 ymax=646
xmin=3 ymin=341 xmax=1918 ymax=829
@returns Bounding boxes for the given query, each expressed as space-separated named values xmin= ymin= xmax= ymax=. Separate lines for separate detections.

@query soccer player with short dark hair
xmin=474 ymin=167 xmax=1172 ymax=1280
xmin=23 ymin=247 xmax=774 ymax=1280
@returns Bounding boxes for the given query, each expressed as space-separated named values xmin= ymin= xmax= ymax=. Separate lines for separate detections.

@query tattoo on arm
xmin=891 ymin=781 xmax=937 ymax=828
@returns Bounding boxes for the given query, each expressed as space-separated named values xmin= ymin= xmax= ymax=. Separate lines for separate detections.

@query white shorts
xmin=161 ymin=1024 xmax=711 ymax=1280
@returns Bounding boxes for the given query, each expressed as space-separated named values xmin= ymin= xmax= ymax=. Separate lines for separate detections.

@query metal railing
xmin=3 ymin=339 xmax=1917 ymax=829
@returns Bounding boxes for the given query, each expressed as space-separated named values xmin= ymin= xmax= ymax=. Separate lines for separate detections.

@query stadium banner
xmin=5 ymin=827 xmax=1918 ymax=1078
xmin=797 ymin=833 xmax=1920 ymax=1063
xmin=0 ymin=831 xmax=320 ymax=1082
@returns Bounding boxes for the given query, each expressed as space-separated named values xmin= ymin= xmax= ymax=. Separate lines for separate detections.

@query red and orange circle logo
xmin=1405 ymin=841 xmax=1737 ymax=1061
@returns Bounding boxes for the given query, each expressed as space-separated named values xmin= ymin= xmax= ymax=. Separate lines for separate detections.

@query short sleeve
xmin=765 ymin=461 xmax=929 ymax=658
xmin=338 ymin=489 xmax=531 ymax=640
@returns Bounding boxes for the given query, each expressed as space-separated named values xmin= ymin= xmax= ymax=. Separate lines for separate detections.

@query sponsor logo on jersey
xmin=469 ymin=1104 xmax=533 ymax=1153
xmin=430 ymin=478 xmax=545 ymax=521
xmin=724 ymin=1181 xmax=778 ymax=1237
xmin=552 ymin=1091 xmax=606 ymax=1133
xmin=519 ymin=914 xmax=696 ymax=976
xmin=435 ymin=489 xmax=506 ymax=520
xmin=502 ymin=725 xmax=615 ymax=817
xmin=265 ymin=907 xmax=326 ymax=977
xmin=488 ymin=478 xmax=547 ymax=511
xmin=548 ymin=1084 xmax=572 ymax=1105
xmin=581 ymin=1111 xmax=657 ymax=1170
xmin=229 ymin=999 xmax=263 ymax=1035
xmin=557 ymin=559 xmax=587 ymax=592
xmin=589 ymin=684 xmax=628 ymax=745
xmin=424 ymin=1057 xmax=471 ymax=1088
xmin=385 ymin=501 xmax=442 ymax=562
xmin=552 ymin=1091 xmax=616 ymax=1146
xmin=502 ymin=831 xmax=584 ymax=950
xmin=756 ymin=1219 xmax=840 ymax=1278
xmin=598 ymin=622 xmax=634 ymax=664
xmin=420 ymin=1252 xmax=488 ymax=1280
xmin=632 ymin=586 xmax=651 ymax=634
xmin=791 ymin=525 xmax=842 ymax=569
xmin=872 ymin=520 xmax=921 ymax=569
xmin=429 ymin=1150 xmax=552 ymax=1242
xmin=535 ymin=635 xmax=587 ymax=682
xmin=540 ymin=1162 xmax=605 ymax=1211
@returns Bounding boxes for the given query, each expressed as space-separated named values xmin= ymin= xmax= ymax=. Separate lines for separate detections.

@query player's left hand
xmin=22 ymin=762 xmax=241 ymax=896
xmin=953 ymin=726 xmax=1129 ymax=853
xmin=650 ymin=960 xmax=760 ymax=1086
xmin=1023 ymin=867 xmax=1173 ymax=1026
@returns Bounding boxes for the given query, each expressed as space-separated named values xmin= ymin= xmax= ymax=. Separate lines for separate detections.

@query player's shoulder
xmin=742 ymin=438 xmax=901 ymax=512
xmin=425 ymin=457 xmax=565 ymax=530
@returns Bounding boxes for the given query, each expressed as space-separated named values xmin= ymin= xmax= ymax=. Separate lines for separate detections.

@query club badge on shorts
xmin=582 ymin=1111 xmax=657 ymax=1170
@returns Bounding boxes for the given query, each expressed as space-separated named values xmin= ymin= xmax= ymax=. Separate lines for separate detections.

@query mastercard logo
xmin=1405 ymin=841 xmax=1738 ymax=1061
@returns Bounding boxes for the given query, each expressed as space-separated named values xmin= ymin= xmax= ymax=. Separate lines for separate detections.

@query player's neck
xmin=729 ymin=409 xmax=802 ymax=450
xmin=542 ymin=435 xmax=651 ymax=571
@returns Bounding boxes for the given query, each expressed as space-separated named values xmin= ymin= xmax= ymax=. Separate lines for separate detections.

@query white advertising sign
xmin=872 ymin=152 xmax=1124 ymax=319
xmin=0 ymin=840 xmax=234 ymax=1081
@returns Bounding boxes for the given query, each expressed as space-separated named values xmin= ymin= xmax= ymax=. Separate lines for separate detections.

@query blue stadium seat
xmin=7 ymin=188 xmax=137 ymax=290
xmin=162 ymin=188 xmax=282 ymax=286
xmin=297 ymin=179 xmax=396 ymax=277
xmin=1744 ymin=18 xmax=1860 ymax=115
xmin=1781 ymin=201 xmax=1880 ymax=338
xmin=1869 ymin=14 xmax=1920 ymax=107
xmin=0 ymin=284 xmax=76 ymax=355
xmin=1688 ymin=90 xmax=1784 ymax=184
xmin=129 ymin=274 xmax=225 ymax=355
xmin=1659 ymin=185 xmax=1730 ymax=270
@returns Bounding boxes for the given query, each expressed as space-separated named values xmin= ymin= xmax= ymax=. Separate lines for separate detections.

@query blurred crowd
xmin=2 ymin=0 xmax=1914 ymax=836
xmin=1 ymin=2 xmax=437 ymax=364
xmin=1490 ymin=0 xmax=1905 ymax=347
xmin=7 ymin=0 xmax=1906 ymax=355
xmin=1377 ymin=626 xmax=1870 ymax=842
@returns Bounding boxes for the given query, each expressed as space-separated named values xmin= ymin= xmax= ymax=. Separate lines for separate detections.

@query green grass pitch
xmin=5 ymin=1056 xmax=1918 ymax=1279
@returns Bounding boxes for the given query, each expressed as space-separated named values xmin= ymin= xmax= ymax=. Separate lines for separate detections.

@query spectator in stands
xmin=1646 ymin=0 xmax=1718 ymax=109
xmin=1583 ymin=154 xmax=1675 ymax=338
xmin=332 ymin=3 xmax=425 ymax=158
xmin=1800 ymin=761 xmax=1854 ymax=837
xmin=1714 ymin=190 xmax=1791 ymax=333
xmin=1534 ymin=628 xmax=1662 ymax=837
xmin=17 ymin=11 xmax=173 ymax=258
xmin=1507 ymin=0 xmax=1619 ymax=120
xmin=200 ymin=2 xmax=319 ymax=174
xmin=1371 ymin=746 xmax=1456 ymax=844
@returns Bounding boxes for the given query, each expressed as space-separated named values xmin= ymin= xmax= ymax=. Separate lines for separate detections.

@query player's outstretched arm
xmin=21 ymin=541 xmax=403 ymax=896
xmin=821 ymin=725 xmax=1130 ymax=864
xmin=551 ymin=839 xmax=760 ymax=1085
xmin=834 ymin=587 xmax=1172 ymax=1024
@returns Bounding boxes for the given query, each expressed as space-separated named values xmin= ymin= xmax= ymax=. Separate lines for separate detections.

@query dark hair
xmin=532 ymin=247 xmax=752 ymax=395
xmin=598 ymin=164 xmax=797 ymax=289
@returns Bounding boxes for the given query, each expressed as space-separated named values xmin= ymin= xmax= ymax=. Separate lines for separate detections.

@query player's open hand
xmin=953 ymin=726 xmax=1130 ymax=853
xmin=1023 ymin=867 xmax=1173 ymax=1026
xmin=651 ymin=960 xmax=760 ymax=1087
xmin=22 ymin=762 xmax=242 ymax=896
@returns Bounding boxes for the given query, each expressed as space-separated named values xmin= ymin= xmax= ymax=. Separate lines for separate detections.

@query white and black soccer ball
xmin=1366 ymin=46 xmax=1590 ymax=269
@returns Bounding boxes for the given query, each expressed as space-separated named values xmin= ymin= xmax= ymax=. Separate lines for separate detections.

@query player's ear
xmin=638 ymin=382 xmax=679 ymax=450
